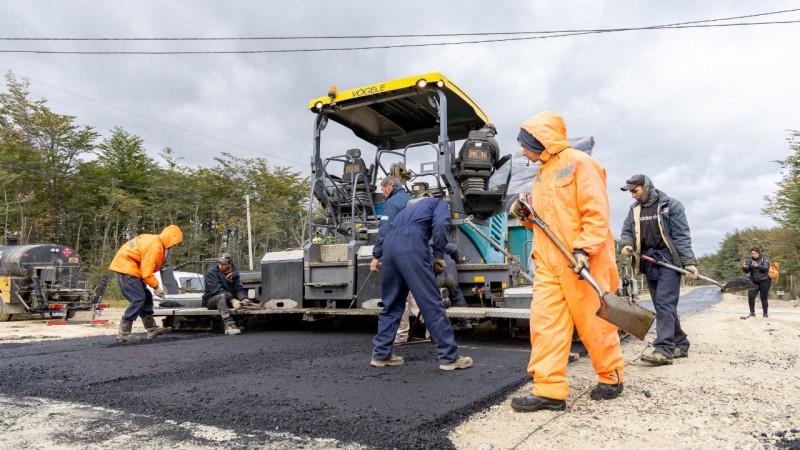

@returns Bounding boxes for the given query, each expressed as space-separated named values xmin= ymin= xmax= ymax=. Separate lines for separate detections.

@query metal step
xmin=153 ymin=306 xmax=530 ymax=320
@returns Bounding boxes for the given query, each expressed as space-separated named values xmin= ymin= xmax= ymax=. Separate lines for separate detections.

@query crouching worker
xmin=203 ymin=253 xmax=247 ymax=336
xmin=371 ymin=197 xmax=472 ymax=371
xmin=109 ymin=225 xmax=183 ymax=342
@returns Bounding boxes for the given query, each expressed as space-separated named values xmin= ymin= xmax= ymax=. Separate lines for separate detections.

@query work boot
xmin=740 ymin=311 xmax=756 ymax=320
xmin=763 ymin=313 xmax=768 ymax=318
xmin=673 ymin=347 xmax=689 ymax=358
xmin=142 ymin=315 xmax=172 ymax=339
xmin=641 ymin=349 xmax=673 ymax=366
xmin=370 ymin=354 xmax=404 ymax=367
xmin=224 ymin=319 xmax=241 ymax=336
xmin=510 ymin=395 xmax=566 ymax=412
xmin=590 ymin=382 xmax=624 ymax=400
xmin=116 ymin=319 xmax=134 ymax=343
xmin=439 ymin=355 xmax=473 ymax=371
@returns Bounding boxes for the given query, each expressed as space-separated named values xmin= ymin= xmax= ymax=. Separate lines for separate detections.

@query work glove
xmin=433 ymin=258 xmax=447 ymax=275
xmin=684 ymin=265 xmax=699 ymax=281
xmin=571 ymin=250 xmax=591 ymax=274
xmin=621 ymin=245 xmax=634 ymax=257
xmin=240 ymin=299 xmax=252 ymax=307
xmin=154 ymin=286 xmax=165 ymax=298
xmin=231 ymin=299 xmax=243 ymax=310
xmin=509 ymin=197 xmax=531 ymax=219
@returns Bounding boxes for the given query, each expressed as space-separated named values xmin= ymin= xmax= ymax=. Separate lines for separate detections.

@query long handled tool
xmin=462 ymin=217 xmax=534 ymax=285
xmin=518 ymin=199 xmax=655 ymax=340
xmin=634 ymin=252 xmax=755 ymax=293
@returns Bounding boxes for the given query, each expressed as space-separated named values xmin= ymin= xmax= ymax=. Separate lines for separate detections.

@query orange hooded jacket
xmin=109 ymin=225 xmax=183 ymax=288
xmin=520 ymin=111 xmax=619 ymax=279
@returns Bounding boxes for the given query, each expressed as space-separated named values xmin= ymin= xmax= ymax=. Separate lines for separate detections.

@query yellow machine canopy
xmin=309 ymin=72 xmax=489 ymax=149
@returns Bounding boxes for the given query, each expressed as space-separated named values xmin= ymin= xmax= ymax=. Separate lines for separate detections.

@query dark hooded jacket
xmin=620 ymin=176 xmax=697 ymax=274
xmin=202 ymin=263 xmax=247 ymax=305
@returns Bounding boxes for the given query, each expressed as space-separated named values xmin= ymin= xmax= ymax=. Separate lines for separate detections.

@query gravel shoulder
xmin=0 ymin=308 xmax=131 ymax=343
xmin=451 ymin=294 xmax=800 ymax=449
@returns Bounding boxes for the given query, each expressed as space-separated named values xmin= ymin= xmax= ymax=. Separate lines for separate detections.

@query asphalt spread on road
xmin=0 ymin=318 xmax=531 ymax=449
xmin=0 ymin=287 xmax=722 ymax=449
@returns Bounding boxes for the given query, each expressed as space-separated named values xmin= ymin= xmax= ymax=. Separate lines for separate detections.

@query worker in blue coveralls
xmin=395 ymin=242 xmax=471 ymax=344
xmin=370 ymin=176 xmax=411 ymax=271
xmin=370 ymin=197 xmax=473 ymax=371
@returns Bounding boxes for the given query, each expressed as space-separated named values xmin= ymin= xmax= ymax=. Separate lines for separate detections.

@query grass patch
xmin=105 ymin=299 xmax=129 ymax=308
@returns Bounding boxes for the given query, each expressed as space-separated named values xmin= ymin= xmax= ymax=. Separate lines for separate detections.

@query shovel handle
xmin=638 ymin=253 xmax=724 ymax=288
xmin=517 ymin=198 xmax=581 ymax=267
xmin=463 ymin=217 xmax=535 ymax=284
xmin=518 ymin=202 xmax=605 ymax=299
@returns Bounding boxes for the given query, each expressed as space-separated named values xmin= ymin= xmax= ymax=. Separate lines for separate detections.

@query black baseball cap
xmin=621 ymin=174 xmax=646 ymax=191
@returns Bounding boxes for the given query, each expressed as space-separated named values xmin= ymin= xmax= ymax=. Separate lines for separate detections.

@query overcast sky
xmin=2 ymin=1 xmax=799 ymax=256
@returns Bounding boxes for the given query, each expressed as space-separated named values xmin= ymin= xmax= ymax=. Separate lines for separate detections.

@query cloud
xmin=2 ymin=0 xmax=798 ymax=254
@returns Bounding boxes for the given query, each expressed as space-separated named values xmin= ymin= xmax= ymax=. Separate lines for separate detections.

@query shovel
xmin=517 ymin=199 xmax=655 ymax=340
xmin=634 ymin=252 xmax=755 ymax=293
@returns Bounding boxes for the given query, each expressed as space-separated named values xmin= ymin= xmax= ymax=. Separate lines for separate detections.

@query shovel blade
xmin=596 ymin=292 xmax=655 ymax=341
xmin=721 ymin=278 xmax=757 ymax=294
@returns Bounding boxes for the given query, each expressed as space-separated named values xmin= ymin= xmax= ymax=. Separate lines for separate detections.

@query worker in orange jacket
xmin=508 ymin=111 xmax=624 ymax=412
xmin=109 ymin=225 xmax=183 ymax=342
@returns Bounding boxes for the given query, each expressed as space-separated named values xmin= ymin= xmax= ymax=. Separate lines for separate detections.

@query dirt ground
xmin=0 ymin=308 xmax=140 ymax=343
xmin=450 ymin=293 xmax=800 ymax=449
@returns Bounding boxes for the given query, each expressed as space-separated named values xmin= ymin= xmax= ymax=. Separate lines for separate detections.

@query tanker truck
xmin=0 ymin=244 xmax=108 ymax=321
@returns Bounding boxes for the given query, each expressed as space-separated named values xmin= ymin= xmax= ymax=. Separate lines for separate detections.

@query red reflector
xmin=47 ymin=321 xmax=69 ymax=326
xmin=91 ymin=320 xmax=109 ymax=325
xmin=96 ymin=304 xmax=110 ymax=309
xmin=48 ymin=304 xmax=66 ymax=310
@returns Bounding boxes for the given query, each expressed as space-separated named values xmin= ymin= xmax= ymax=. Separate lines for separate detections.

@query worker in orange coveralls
xmin=109 ymin=225 xmax=183 ymax=343
xmin=508 ymin=111 xmax=624 ymax=412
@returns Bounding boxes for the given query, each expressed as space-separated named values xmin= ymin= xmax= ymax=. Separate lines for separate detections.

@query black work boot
xmin=142 ymin=315 xmax=172 ymax=339
xmin=590 ymin=382 xmax=624 ymax=400
xmin=740 ymin=312 xmax=756 ymax=320
xmin=510 ymin=395 xmax=566 ymax=412
xmin=116 ymin=319 xmax=134 ymax=343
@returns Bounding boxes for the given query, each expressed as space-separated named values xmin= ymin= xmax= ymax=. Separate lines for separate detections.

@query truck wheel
xmin=67 ymin=311 xmax=77 ymax=319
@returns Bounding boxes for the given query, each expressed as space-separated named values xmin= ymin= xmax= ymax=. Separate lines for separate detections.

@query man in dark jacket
xmin=203 ymin=253 xmax=247 ymax=335
xmin=742 ymin=247 xmax=772 ymax=318
xmin=370 ymin=176 xmax=411 ymax=271
xmin=371 ymin=197 xmax=472 ymax=371
xmin=619 ymin=174 xmax=699 ymax=365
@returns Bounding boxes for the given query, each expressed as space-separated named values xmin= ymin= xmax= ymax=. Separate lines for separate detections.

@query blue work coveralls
xmin=372 ymin=186 xmax=411 ymax=260
xmin=372 ymin=198 xmax=460 ymax=364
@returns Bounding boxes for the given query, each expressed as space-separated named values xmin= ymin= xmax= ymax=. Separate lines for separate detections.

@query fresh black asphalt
xmin=0 ymin=319 xmax=531 ymax=449
xmin=0 ymin=287 xmax=722 ymax=449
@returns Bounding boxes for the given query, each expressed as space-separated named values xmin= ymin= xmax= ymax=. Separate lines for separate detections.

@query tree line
xmin=3 ymin=70 xmax=799 ymax=299
xmin=0 ymin=71 xmax=308 ymax=295
xmin=698 ymin=130 xmax=800 ymax=298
